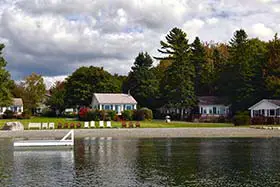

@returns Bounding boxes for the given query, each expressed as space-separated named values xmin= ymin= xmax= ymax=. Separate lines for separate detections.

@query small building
xmin=0 ymin=98 xmax=24 ymax=115
xmin=92 ymin=93 xmax=137 ymax=114
xmin=198 ymin=96 xmax=230 ymax=117
xmin=248 ymin=99 xmax=280 ymax=118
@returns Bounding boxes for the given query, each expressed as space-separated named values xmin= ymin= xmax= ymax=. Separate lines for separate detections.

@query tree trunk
xmin=180 ymin=108 xmax=184 ymax=120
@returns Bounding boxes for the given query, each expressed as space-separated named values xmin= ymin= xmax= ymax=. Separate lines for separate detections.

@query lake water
xmin=1 ymin=138 xmax=280 ymax=187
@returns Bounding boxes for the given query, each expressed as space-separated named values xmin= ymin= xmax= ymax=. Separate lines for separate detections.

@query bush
xmin=134 ymin=108 xmax=153 ymax=121
xmin=21 ymin=110 xmax=32 ymax=119
xmin=233 ymin=112 xmax=250 ymax=126
xmin=107 ymin=110 xmax=117 ymax=121
xmin=78 ymin=107 xmax=90 ymax=121
xmin=41 ymin=108 xmax=57 ymax=117
xmin=99 ymin=110 xmax=107 ymax=121
xmin=63 ymin=112 xmax=77 ymax=118
xmin=122 ymin=110 xmax=133 ymax=121
xmin=3 ymin=110 xmax=15 ymax=119
xmin=86 ymin=110 xmax=100 ymax=121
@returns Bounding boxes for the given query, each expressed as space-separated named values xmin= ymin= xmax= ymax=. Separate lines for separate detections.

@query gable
xmin=249 ymin=99 xmax=280 ymax=110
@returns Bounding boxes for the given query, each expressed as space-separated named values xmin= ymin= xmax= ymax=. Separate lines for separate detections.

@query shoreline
xmin=1 ymin=128 xmax=280 ymax=139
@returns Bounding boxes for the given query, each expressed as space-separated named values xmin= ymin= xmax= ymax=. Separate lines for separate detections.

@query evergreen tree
xmin=123 ymin=52 xmax=160 ymax=109
xmin=0 ymin=44 xmax=13 ymax=107
xmin=157 ymin=27 xmax=196 ymax=119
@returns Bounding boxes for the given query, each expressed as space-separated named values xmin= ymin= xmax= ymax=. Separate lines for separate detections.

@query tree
xmin=264 ymin=34 xmax=280 ymax=98
xmin=46 ymin=81 xmax=66 ymax=115
xmin=157 ymin=27 xmax=196 ymax=119
xmin=64 ymin=66 xmax=122 ymax=107
xmin=123 ymin=52 xmax=160 ymax=109
xmin=0 ymin=44 xmax=13 ymax=107
xmin=19 ymin=73 xmax=46 ymax=113
xmin=191 ymin=37 xmax=207 ymax=95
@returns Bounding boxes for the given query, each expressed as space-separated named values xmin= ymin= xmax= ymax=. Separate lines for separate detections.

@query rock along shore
xmin=1 ymin=128 xmax=280 ymax=139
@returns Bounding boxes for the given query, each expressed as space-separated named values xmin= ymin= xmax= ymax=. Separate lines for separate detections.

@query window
xmin=213 ymin=107 xmax=217 ymax=114
xmin=104 ymin=105 xmax=110 ymax=110
xmin=203 ymin=109 xmax=207 ymax=114
xmin=200 ymin=107 xmax=203 ymax=114
xmin=209 ymin=109 xmax=213 ymax=114
xmin=126 ymin=105 xmax=132 ymax=110
xmin=18 ymin=107 xmax=22 ymax=113
xmin=270 ymin=109 xmax=275 ymax=116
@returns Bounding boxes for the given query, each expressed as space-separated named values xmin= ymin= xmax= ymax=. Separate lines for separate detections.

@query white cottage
xmin=248 ymin=99 xmax=280 ymax=118
xmin=0 ymin=98 xmax=24 ymax=115
xmin=198 ymin=96 xmax=230 ymax=117
xmin=91 ymin=93 xmax=137 ymax=114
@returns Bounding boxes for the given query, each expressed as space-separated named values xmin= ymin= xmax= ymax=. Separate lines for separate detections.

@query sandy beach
xmin=1 ymin=127 xmax=280 ymax=139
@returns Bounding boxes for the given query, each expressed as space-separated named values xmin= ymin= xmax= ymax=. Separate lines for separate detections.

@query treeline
xmin=0 ymin=27 xmax=280 ymax=119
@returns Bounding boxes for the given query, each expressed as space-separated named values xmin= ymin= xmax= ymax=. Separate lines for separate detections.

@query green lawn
xmin=0 ymin=117 xmax=235 ymax=129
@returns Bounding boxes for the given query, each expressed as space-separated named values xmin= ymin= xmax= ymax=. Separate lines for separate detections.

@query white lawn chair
xmin=99 ymin=121 xmax=104 ymax=128
xmin=49 ymin=123 xmax=55 ymax=129
xmin=28 ymin=123 xmax=41 ymax=129
xmin=42 ymin=123 xmax=48 ymax=129
xmin=90 ymin=121 xmax=96 ymax=128
xmin=106 ymin=121 xmax=112 ymax=128
xmin=84 ymin=121 xmax=89 ymax=128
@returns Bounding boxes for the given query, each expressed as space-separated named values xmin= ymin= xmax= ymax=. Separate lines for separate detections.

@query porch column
xmin=250 ymin=110 xmax=254 ymax=118
xmin=99 ymin=104 xmax=102 ymax=110
xmin=264 ymin=109 xmax=267 ymax=117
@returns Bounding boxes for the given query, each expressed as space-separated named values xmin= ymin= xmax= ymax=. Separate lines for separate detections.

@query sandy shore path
xmin=1 ymin=128 xmax=280 ymax=139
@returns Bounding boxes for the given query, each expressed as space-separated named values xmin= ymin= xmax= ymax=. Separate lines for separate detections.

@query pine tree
xmin=157 ymin=27 xmax=196 ymax=119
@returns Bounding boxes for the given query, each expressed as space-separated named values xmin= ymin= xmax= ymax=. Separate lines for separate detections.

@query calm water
xmin=1 ymin=138 xmax=280 ymax=187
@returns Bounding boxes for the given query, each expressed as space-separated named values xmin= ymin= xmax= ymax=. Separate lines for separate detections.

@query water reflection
xmin=1 ymin=138 xmax=280 ymax=186
xmin=13 ymin=149 xmax=74 ymax=187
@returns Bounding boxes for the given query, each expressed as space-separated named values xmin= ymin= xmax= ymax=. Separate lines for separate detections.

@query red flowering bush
xmin=78 ymin=107 xmax=90 ymax=121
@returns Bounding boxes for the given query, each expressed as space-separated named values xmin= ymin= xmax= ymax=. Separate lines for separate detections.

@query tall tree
xmin=157 ymin=27 xmax=196 ymax=119
xmin=0 ymin=44 xmax=13 ymax=107
xmin=264 ymin=34 xmax=280 ymax=98
xmin=19 ymin=73 xmax=46 ymax=113
xmin=123 ymin=52 xmax=160 ymax=109
xmin=191 ymin=37 xmax=207 ymax=95
xmin=46 ymin=81 xmax=66 ymax=115
xmin=64 ymin=66 xmax=121 ymax=107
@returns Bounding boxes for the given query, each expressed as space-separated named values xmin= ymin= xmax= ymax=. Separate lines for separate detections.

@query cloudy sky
xmin=0 ymin=0 xmax=280 ymax=87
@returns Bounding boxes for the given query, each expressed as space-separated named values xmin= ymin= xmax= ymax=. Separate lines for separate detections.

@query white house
xmin=248 ymin=99 xmax=280 ymax=118
xmin=198 ymin=96 xmax=230 ymax=117
xmin=0 ymin=98 xmax=24 ymax=115
xmin=92 ymin=93 xmax=137 ymax=114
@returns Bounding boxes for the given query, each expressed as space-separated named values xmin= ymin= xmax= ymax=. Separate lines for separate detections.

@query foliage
xmin=46 ymin=81 xmax=66 ymax=115
xmin=41 ymin=108 xmax=57 ymax=117
xmin=3 ymin=110 xmax=14 ymax=119
xmin=157 ymin=27 xmax=196 ymax=119
xmin=21 ymin=110 xmax=32 ymax=119
xmin=64 ymin=66 xmax=122 ymax=107
xmin=0 ymin=44 xmax=13 ymax=107
xmin=78 ymin=107 xmax=90 ymax=121
xmin=233 ymin=112 xmax=250 ymax=126
xmin=122 ymin=110 xmax=133 ymax=121
xmin=15 ymin=73 xmax=46 ymax=113
xmin=134 ymin=108 xmax=153 ymax=121
xmin=107 ymin=110 xmax=117 ymax=121
xmin=123 ymin=52 xmax=160 ymax=109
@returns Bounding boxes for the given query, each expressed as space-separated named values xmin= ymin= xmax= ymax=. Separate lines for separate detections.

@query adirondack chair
xmin=135 ymin=121 xmax=140 ymax=128
xmin=106 ymin=121 xmax=112 ymax=128
xmin=90 ymin=121 xmax=95 ymax=128
xmin=121 ymin=121 xmax=127 ymax=128
xmin=42 ymin=123 xmax=48 ymax=129
xmin=128 ymin=121 xmax=134 ymax=128
xmin=84 ymin=121 xmax=89 ymax=128
xmin=99 ymin=121 xmax=104 ymax=128
xmin=49 ymin=122 xmax=55 ymax=129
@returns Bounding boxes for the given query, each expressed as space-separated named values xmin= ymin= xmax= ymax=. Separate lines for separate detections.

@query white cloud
xmin=0 ymin=0 xmax=280 ymax=80
xmin=251 ymin=23 xmax=274 ymax=39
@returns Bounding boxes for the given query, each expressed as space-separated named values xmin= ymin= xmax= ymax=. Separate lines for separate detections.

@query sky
xmin=0 ymin=0 xmax=280 ymax=88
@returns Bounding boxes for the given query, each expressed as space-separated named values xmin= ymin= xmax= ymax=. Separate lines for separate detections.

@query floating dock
xmin=13 ymin=130 xmax=74 ymax=147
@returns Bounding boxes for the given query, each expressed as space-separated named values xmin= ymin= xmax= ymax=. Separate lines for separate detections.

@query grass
xmin=0 ymin=117 xmax=235 ymax=129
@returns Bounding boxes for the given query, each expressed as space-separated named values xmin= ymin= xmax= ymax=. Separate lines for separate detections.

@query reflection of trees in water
xmin=134 ymin=138 xmax=200 ymax=186
xmin=0 ymin=139 xmax=13 ymax=185
xmin=12 ymin=149 xmax=74 ymax=186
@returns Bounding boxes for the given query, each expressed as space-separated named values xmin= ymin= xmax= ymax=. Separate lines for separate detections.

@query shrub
xmin=22 ymin=110 xmax=32 ymax=119
xmin=41 ymin=108 xmax=57 ymax=117
xmin=3 ymin=110 xmax=15 ymax=119
xmin=99 ymin=110 xmax=107 ymax=121
xmin=107 ymin=110 xmax=117 ymax=121
xmin=134 ymin=108 xmax=153 ymax=121
xmin=122 ymin=110 xmax=133 ymax=121
xmin=86 ymin=110 xmax=100 ymax=121
xmin=233 ymin=112 xmax=250 ymax=126
xmin=63 ymin=112 xmax=77 ymax=118
xmin=78 ymin=107 xmax=90 ymax=121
